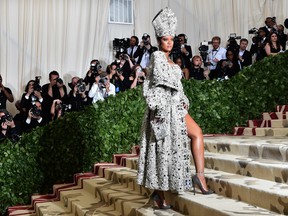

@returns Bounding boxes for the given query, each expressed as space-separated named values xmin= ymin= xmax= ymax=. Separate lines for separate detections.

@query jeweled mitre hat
xmin=152 ymin=7 xmax=177 ymax=37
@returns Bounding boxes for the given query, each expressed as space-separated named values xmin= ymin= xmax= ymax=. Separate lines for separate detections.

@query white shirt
xmin=88 ymin=82 xmax=116 ymax=103
xmin=140 ymin=50 xmax=151 ymax=69
xmin=207 ymin=47 xmax=227 ymax=70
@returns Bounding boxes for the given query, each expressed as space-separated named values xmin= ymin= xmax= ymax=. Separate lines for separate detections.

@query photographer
xmin=0 ymin=75 xmax=14 ymax=110
xmin=126 ymin=36 xmax=139 ymax=63
xmin=134 ymin=33 xmax=157 ymax=68
xmin=250 ymin=29 xmax=268 ymax=62
xmin=88 ymin=72 xmax=115 ymax=103
xmin=113 ymin=52 xmax=134 ymax=91
xmin=207 ymin=36 xmax=227 ymax=80
xmin=50 ymin=99 xmax=71 ymax=121
xmin=215 ymin=48 xmax=240 ymax=80
xmin=20 ymin=79 xmax=43 ymax=116
xmin=238 ymin=38 xmax=252 ymax=69
xmin=24 ymin=101 xmax=46 ymax=132
xmin=68 ymin=77 xmax=89 ymax=111
xmin=130 ymin=64 xmax=146 ymax=89
xmin=0 ymin=109 xmax=19 ymax=142
xmin=84 ymin=59 xmax=102 ymax=90
xmin=176 ymin=33 xmax=192 ymax=70
xmin=41 ymin=71 xmax=68 ymax=122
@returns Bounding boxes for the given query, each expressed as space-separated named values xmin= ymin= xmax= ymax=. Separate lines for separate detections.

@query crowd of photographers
xmin=1 ymin=16 xmax=287 ymax=142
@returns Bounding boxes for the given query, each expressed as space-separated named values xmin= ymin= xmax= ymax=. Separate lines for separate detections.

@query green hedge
xmin=0 ymin=52 xmax=288 ymax=214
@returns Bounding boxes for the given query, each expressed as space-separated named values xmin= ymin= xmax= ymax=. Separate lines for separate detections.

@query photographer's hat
xmin=152 ymin=7 xmax=177 ymax=37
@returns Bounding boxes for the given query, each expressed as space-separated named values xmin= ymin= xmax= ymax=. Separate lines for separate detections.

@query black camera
xmin=32 ymin=76 xmax=42 ymax=92
xmin=142 ymin=33 xmax=150 ymax=46
xmin=99 ymin=76 xmax=109 ymax=88
xmin=76 ymin=79 xmax=86 ymax=93
xmin=248 ymin=27 xmax=258 ymax=35
xmin=171 ymin=36 xmax=182 ymax=56
xmin=55 ymin=103 xmax=71 ymax=112
xmin=113 ymin=38 xmax=130 ymax=51
xmin=198 ymin=41 xmax=212 ymax=66
xmin=90 ymin=63 xmax=102 ymax=77
xmin=0 ymin=111 xmax=13 ymax=123
xmin=30 ymin=104 xmax=42 ymax=117
xmin=229 ymin=33 xmax=241 ymax=40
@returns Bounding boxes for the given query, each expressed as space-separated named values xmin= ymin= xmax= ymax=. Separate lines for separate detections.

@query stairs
xmin=8 ymin=137 xmax=288 ymax=216
xmin=234 ymin=105 xmax=288 ymax=136
xmin=8 ymin=105 xmax=288 ymax=216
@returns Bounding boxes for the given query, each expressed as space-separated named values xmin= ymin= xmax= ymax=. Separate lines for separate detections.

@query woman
xmin=215 ymin=48 xmax=240 ymax=80
xmin=265 ymin=32 xmax=283 ymax=56
xmin=137 ymin=7 xmax=213 ymax=210
xmin=129 ymin=64 xmax=146 ymax=89
xmin=174 ymin=57 xmax=189 ymax=79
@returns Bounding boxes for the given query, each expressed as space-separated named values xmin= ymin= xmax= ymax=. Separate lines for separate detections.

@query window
xmin=109 ymin=0 xmax=133 ymax=24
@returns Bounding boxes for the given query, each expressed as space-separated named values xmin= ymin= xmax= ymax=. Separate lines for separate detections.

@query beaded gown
xmin=137 ymin=51 xmax=193 ymax=193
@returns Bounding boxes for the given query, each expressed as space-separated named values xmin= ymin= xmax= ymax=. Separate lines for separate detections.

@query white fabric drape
xmin=0 ymin=0 xmax=287 ymax=114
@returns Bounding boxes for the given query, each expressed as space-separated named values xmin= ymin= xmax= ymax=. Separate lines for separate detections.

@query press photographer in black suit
xmin=238 ymin=38 xmax=252 ymax=69
xmin=177 ymin=33 xmax=192 ymax=70
xmin=134 ymin=33 xmax=158 ymax=69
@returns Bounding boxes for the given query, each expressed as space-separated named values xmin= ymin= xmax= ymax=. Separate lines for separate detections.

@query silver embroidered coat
xmin=137 ymin=51 xmax=192 ymax=193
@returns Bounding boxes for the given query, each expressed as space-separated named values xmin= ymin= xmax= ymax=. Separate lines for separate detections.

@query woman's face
xmin=175 ymin=58 xmax=182 ymax=66
xmin=193 ymin=57 xmax=202 ymax=66
xmin=226 ymin=51 xmax=234 ymax=60
xmin=159 ymin=36 xmax=174 ymax=52
xmin=270 ymin=33 xmax=278 ymax=42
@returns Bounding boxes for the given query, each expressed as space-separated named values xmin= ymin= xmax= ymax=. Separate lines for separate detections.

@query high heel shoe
xmin=151 ymin=191 xmax=172 ymax=210
xmin=192 ymin=174 xmax=214 ymax=195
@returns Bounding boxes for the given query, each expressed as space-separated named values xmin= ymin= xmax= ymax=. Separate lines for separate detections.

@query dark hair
xmin=226 ymin=48 xmax=238 ymax=62
xmin=24 ymin=80 xmax=35 ymax=93
xmin=49 ymin=71 xmax=59 ymax=79
xmin=178 ymin=33 xmax=188 ymax=43
xmin=90 ymin=59 xmax=99 ymax=65
xmin=131 ymin=36 xmax=139 ymax=45
xmin=267 ymin=32 xmax=281 ymax=49
xmin=212 ymin=36 xmax=221 ymax=43
xmin=173 ymin=57 xmax=184 ymax=69
xmin=240 ymin=38 xmax=248 ymax=44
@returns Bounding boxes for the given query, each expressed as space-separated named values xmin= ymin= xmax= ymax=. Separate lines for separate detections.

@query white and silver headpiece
xmin=152 ymin=7 xmax=177 ymax=37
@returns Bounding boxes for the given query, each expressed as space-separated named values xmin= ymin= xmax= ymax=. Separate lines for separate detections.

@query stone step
xmin=38 ymin=166 xmax=285 ymax=216
xmin=204 ymin=152 xmax=288 ymax=183
xmin=262 ymin=112 xmax=287 ymax=120
xmin=234 ymin=127 xmax=288 ymax=136
xmin=203 ymin=168 xmax=288 ymax=215
xmin=204 ymin=136 xmax=288 ymax=162
xmin=275 ymin=105 xmax=288 ymax=113
xmin=247 ymin=119 xmax=288 ymax=128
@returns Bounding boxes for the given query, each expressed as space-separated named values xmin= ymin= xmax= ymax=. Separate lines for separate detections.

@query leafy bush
xmin=0 ymin=52 xmax=287 ymax=214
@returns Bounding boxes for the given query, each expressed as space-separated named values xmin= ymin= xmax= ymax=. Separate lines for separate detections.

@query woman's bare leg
xmin=185 ymin=113 xmax=209 ymax=191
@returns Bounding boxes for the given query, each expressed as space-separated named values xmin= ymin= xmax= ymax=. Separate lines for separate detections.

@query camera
xmin=229 ymin=33 xmax=241 ymax=40
xmin=142 ymin=33 xmax=150 ymax=46
xmin=90 ymin=62 xmax=102 ymax=77
xmin=99 ymin=76 xmax=109 ymax=88
xmin=198 ymin=41 xmax=212 ymax=66
xmin=113 ymin=38 xmax=130 ymax=52
xmin=171 ymin=36 xmax=182 ymax=56
xmin=248 ymin=27 xmax=258 ymax=35
xmin=30 ymin=104 xmax=42 ymax=117
xmin=55 ymin=102 xmax=72 ymax=112
xmin=76 ymin=78 xmax=86 ymax=93
xmin=33 ymin=76 xmax=42 ymax=92
xmin=0 ymin=111 xmax=13 ymax=123
xmin=119 ymin=53 xmax=129 ymax=60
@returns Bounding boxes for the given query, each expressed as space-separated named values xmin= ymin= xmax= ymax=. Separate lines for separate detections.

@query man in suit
xmin=238 ymin=38 xmax=252 ymax=69
xmin=177 ymin=33 xmax=192 ymax=70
